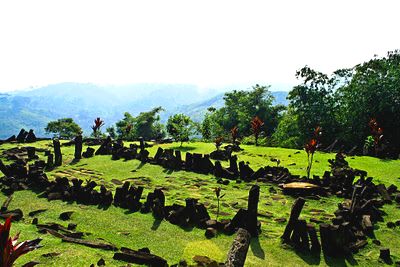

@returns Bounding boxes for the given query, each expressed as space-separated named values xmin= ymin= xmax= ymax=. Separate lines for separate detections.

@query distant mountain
xmin=0 ymin=83 xmax=288 ymax=139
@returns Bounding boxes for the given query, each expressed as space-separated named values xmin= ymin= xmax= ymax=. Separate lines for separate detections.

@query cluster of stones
xmin=2 ymin=135 xmax=399 ymax=264
xmin=112 ymin=182 xmax=261 ymax=240
xmin=75 ymin=136 xmax=307 ymax=190
xmin=209 ymin=142 xmax=244 ymax=161
xmin=0 ymin=140 xmax=262 ymax=244
xmin=281 ymin=154 xmax=400 ymax=263
xmin=3 ymin=128 xmax=37 ymax=143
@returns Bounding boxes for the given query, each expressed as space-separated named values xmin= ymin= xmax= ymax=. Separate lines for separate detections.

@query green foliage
xmin=202 ymin=84 xmax=284 ymax=141
xmin=106 ymin=126 xmax=117 ymax=139
xmin=200 ymin=111 xmax=223 ymax=141
xmin=134 ymin=107 xmax=165 ymax=140
xmin=166 ymin=113 xmax=196 ymax=146
xmin=287 ymin=51 xmax=400 ymax=156
xmin=115 ymin=112 xmax=135 ymax=140
xmin=44 ymin=118 xmax=82 ymax=139
xmin=364 ymin=135 xmax=375 ymax=150
xmin=114 ymin=107 xmax=165 ymax=141
xmin=337 ymin=51 xmax=400 ymax=155
xmin=271 ymin=109 xmax=301 ymax=148
xmin=287 ymin=66 xmax=339 ymax=147
xmin=241 ymin=135 xmax=269 ymax=146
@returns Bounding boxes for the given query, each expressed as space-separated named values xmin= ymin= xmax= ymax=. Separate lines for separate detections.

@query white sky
xmin=0 ymin=0 xmax=399 ymax=92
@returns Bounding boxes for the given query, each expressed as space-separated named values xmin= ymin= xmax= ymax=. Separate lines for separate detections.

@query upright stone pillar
xmin=74 ymin=134 xmax=83 ymax=160
xmin=247 ymin=185 xmax=260 ymax=237
xmin=53 ymin=139 xmax=62 ymax=166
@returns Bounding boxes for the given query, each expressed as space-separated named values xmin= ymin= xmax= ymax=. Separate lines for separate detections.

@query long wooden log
xmin=225 ymin=228 xmax=251 ymax=267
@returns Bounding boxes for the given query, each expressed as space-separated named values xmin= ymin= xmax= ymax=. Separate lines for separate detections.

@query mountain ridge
xmin=0 ymin=83 xmax=289 ymax=139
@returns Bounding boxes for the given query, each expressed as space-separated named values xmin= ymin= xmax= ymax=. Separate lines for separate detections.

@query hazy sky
xmin=0 ymin=0 xmax=399 ymax=92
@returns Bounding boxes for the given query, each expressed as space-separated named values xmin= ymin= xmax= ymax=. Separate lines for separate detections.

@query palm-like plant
xmin=91 ymin=118 xmax=105 ymax=137
xmin=251 ymin=116 xmax=264 ymax=146
xmin=304 ymin=126 xmax=321 ymax=179
xmin=215 ymin=137 xmax=223 ymax=151
xmin=214 ymin=187 xmax=225 ymax=220
xmin=0 ymin=217 xmax=42 ymax=267
xmin=231 ymin=126 xmax=239 ymax=144
xmin=368 ymin=118 xmax=383 ymax=156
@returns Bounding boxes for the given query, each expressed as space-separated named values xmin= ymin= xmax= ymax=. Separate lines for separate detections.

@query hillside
xmin=0 ymin=83 xmax=288 ymax=139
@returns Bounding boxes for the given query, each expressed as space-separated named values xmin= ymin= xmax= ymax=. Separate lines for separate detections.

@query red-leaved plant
xmin=231 ymin=126 xmax=239 ymax=144
xmin=304 ymin=126 xmax=322 ymax=179
xmin=91 ymin=117 xmax=105 ymax=137
xmin=215 ymin=137 xmax=223 ymax=151
xmin=0 ymin=217 xmax=42 ymax=267
xmin=368 ymin=118 xmax=383 ymax=156
xmin=214 ymin=187 xmax=225 ymax=220
xmin=251 ymin=116 xmax=264 ymax=146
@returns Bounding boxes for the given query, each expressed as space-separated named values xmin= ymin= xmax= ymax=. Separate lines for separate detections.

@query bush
xmin=271 ymin=110 xmax=301 ymax=149
xmin=241 ymin=135 xmax=269 ymax=146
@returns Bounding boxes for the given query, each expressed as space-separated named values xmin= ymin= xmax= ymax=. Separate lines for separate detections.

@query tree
xmin=203 ymin=85 xmax=282 ymax=140
xmin=287 ymin=66 xmax=339 ymax=148
xmin=115 ymin=112 xmax=136 ymax=140
xmin=45 ymin=118 xmax=82 ymax=139
xmin=106 ymin=126 xmax=117 ymax=139
xmin=200 ymin=109 xmax=223 ymax=141
xmin=166 ymin=113 xmax=195 ymax=146
xmin=134 ymin=106 xmax=165 ymax=140
xmin=271 ymin=108 xmax=301 ymax=148
xmin=114 ymin=107 xmax=165 ymax=141
xmin=336 ymin=51 xmax=400 ymax=156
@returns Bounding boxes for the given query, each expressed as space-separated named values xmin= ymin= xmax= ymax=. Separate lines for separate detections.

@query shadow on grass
xmin=323 ymin=253 xmax=358 ymax=267
xmin=250 ymin=237 xmax=265 ymax=259
xmin=170 ymin=146 xmax=197 ymax=152
xmin=136 ymin=162 xmax=146 ymax=170
xmin=163 ymin=169 xmax=174 ymax=175
xmin=98 ymin=204 xmax=111 ymax=211
xmin=295 ymin=250 xmax=321 ymax=266
xmin=151 ymin=218 xmax=162 ymax=231
xmin=69 ymin=158 xmax=80 ymax=165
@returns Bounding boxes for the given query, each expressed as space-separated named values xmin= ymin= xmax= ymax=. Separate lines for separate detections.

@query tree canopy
xmin=166 ymin=113 xmax=195 ymax=146
xmin=202 ymin=84 xmax=285 ymax=141
xmin=45 ymin=118 xmax=82 ymax=139
xmin=114 ymin=107 xmax=165 ymax=141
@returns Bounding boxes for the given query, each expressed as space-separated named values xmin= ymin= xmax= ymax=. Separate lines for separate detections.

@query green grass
xmin=1 ymin=141 xmax=399 ymax=266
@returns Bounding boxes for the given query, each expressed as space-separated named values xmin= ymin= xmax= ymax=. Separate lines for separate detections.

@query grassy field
xmin=0 ymin=141 xmax=399 ymax=266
